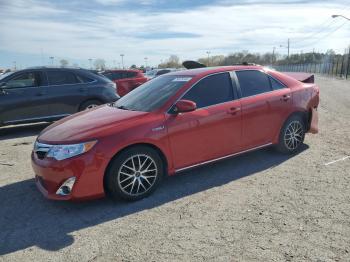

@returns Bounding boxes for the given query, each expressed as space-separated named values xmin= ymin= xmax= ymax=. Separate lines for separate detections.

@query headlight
xmin=47 ymin=141 xmax=97 ymax=161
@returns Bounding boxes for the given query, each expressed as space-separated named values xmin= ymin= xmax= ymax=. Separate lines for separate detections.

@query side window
xmin=5 ymin=72 xmax=39 ymax=89
xmin=182 ymin=73 xmax=234 ymax=108
xmin=47 ymin=71 xmax=78 ymax=85
xmin=236 ymin=70 xmax=272 ymax=97
xmin=269 ymin=76 xmax=286 ymax=90
xmin=76 ymin=74 xmax=94 ymax=83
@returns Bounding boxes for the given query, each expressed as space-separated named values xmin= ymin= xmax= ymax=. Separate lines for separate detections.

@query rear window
xmin=236 ymin=70 xmax=272 ymax=97
xmin=269 ymin=76 xmax=286 ymax=90
xmin=127 ymin=72 xmax=138 ymax=78
xmin=47 ymin=71 xmax=78 ymax=85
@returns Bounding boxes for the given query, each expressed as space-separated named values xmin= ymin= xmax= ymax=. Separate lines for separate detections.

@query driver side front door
xmin=166 ymin=72 xmax=242 ymax=171
xmin=0 ymin=71 xmax=49 ymax=124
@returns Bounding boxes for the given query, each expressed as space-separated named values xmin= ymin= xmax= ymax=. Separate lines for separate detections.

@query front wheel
xmin=276 ymin=115 xmax=305 ymax=154
xmin=79 ymin=100 xmax=102 ymax=111
xmin=105 ymin=146 xmax=164 ymax=201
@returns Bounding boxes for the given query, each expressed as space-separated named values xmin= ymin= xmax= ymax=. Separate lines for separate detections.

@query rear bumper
xmin=309 ymin=107 xmax=318 ymax=134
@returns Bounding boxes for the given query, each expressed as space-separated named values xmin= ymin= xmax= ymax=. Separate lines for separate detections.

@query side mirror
xmin=174 ymin=99 xmax=197 ymax=113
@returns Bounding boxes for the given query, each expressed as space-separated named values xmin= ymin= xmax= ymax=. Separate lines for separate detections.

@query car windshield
xmin=0 ymin=71 xmax=15 ymax=81
xmin=113 ymin=75 xmax=192 ymax=112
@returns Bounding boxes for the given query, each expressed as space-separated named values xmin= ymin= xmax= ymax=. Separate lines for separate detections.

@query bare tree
xmin=94 ymin=58 xmax=106 ymax=71
xmin=59 ymin=59 xmax=69 ymax=68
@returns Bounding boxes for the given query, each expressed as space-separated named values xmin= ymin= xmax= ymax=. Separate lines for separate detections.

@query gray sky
xmin=0 ymin=0 xmax=349 ymax=68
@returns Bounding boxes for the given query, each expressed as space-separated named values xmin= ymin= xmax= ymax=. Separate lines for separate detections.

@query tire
xmin=276 ymin=114 xmax=306 ymax=154
xmin=79 ymin=100 xmax=102 ymax=111
xmin=105 ymin=146 xmax=164 ymax=201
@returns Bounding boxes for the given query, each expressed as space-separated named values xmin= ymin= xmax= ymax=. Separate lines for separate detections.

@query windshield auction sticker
xmin=172 ymin=77 xmax=192 ymax=82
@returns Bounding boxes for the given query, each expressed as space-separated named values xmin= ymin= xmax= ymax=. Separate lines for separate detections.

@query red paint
xmin=104 ymin=69 xmax=148 ymax=96
xmin=32 ymin=65 xmax=320 ymax=201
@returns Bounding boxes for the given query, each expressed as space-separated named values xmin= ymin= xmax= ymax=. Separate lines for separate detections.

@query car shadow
xmin=0 ymin=123 xmax=50 ymax=140
xmin=0 ymin=144 xmax=308 ymax=255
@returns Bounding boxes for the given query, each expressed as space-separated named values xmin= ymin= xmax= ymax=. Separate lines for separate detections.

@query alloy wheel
xmin=117 ymin=154 xmax=158 ymax=196
xmin=284 ymin=120 xmax=304 ymax=150
xmin=86 ymin=104 xmax=98 ymax=109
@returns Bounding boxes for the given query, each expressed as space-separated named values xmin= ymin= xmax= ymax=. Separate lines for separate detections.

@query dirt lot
xmin=0 ymin=76 xmax=349 ymax=262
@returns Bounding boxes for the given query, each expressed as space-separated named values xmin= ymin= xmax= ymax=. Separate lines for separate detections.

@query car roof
xmin=167 ymin=65 xmax=264 ymax=77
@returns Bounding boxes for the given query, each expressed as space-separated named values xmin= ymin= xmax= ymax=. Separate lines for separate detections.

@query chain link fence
xmin=274 ymin=52 xmax=350 ymax=79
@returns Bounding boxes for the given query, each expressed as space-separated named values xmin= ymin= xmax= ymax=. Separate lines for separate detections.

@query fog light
xmin=56 ymin=177 xmax=76 ymax=196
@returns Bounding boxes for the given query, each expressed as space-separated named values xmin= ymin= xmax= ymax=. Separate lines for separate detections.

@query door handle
xmin=227 ymin=107 xmax=241 ymax=115
xmin=281 ymin=95 xmax=291 ymax=101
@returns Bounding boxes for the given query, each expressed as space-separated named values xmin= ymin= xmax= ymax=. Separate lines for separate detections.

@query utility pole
xmin=49 ymin=56 xmax=54 ymax=65
xmin=206 ymin=51 xmax=211 ymax=66
xmin=287 ymin=38 xmax=290 ymax=59
xmin=144 ymin=57 xmax=148 ymax=67
xmin=120 ymin=54 xmax=125 ymax=69
xmin=347 ymin=47 xmax=350 ymax=79
xmin=13 ymin=61 xmax=17 ymax=70
xmin=272 ymin=47 xmax=276 ymax=64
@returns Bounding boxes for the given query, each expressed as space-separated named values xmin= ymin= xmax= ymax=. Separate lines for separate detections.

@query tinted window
xmin=76 ymin=74 xmax=94 ymax=83
xmin=47 ymin=71 xmax=78 ymax=85
xmin=114 ymin=75 xmax=191 ymax=112
xmin=127 ymin=72 xmax=138 ymax=78
xmin=156 ymin=69 xmax=171 ymax=76
xmin=5 ymin=72 xmax=39 ymax=89
xmin=182 ymin=73 xmax=234 ymax=108
xmin=236 ymin=70 xmax=271 ymax=97
xmin=269 ymin=76 xmax=286 ymax=90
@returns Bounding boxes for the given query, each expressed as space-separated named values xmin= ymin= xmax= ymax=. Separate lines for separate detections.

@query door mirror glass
xmin=174 ymin=99 xmax=197 ymax=113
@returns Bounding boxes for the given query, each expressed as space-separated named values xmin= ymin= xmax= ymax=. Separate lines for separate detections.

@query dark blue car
xmin=0 ymin=67 xmax=119 ymax=126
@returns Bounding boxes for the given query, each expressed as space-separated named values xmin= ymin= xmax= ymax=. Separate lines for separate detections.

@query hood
xmin=38 ymin=105 xmax=148 ymax=143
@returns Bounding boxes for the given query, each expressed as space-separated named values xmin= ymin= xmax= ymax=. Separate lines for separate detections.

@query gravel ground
xmin=0 ymin=76 xmax=349 ymax=262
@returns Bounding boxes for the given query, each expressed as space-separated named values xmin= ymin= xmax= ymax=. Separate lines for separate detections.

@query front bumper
xmin=31 ymin=149 xmax=107 ymax=201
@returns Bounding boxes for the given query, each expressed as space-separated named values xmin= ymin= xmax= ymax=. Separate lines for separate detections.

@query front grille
xmin=34 ymin=142 xmax=52 ymax=160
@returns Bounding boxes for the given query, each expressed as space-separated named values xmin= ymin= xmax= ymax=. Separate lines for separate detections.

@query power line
xmin=293 ymin=21 xmax=348 ymax=49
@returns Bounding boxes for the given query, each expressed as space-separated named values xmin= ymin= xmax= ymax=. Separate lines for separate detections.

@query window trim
xmin=167 ymin=71 xmax=237 ymax=114
xmin=234 ymin=69 xmax=289 ymax=100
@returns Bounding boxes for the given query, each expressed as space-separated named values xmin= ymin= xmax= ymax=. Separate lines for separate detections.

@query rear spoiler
xmin=283 ymin=72 xmax=315 ymax=83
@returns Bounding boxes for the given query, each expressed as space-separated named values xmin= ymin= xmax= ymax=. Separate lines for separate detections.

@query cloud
xmin=0 ymin=0 xmax=349 ymax=68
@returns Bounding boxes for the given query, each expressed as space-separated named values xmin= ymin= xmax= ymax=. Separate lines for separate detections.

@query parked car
xmin=102 ymin=69 xmax=148 ymax=97
xmin=145 ymin=68 xmax=179 ymax=79
xmin=0 ymin=67 xmax=118 ymax=126
xmin=32 ymin=65 xmax=319 ymax=201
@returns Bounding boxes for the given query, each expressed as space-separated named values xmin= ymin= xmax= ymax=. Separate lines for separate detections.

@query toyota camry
xmin=32 ymin=65 xmax=319 ymax=201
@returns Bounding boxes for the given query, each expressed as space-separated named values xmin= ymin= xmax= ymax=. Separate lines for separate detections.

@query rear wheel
xmin=276 ymin=115 xmax=305 ymax=154
xmin=105 ymin=146 xmax=164 ymax=201
xmin=79 ymin=100 xmax=102 ymax=111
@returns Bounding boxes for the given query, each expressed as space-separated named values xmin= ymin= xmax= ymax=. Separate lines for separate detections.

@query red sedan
xmin=102 ymin=69 xmax=148 ymax=96
xmin=32 ymin=65 xmax=319 ymax=201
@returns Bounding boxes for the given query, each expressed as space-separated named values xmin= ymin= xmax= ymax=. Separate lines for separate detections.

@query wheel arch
xmin=103 ymin=142 xmax=169 ymax=192
xmin=78 ymin=98 xmax=104 ymax=111
xmin=273 ymin=110 xmax=309 ymax=144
